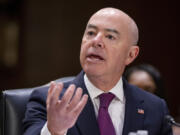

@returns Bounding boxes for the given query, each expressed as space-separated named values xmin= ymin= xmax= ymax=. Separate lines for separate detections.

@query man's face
xmin=80 ymin=9 xmax=138 ymax=79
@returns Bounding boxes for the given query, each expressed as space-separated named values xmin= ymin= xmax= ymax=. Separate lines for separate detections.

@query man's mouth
xmin=88 ymin=54 xmax=104 ymax=60
xmin=86 ymin=53 xmax=105 ymax=62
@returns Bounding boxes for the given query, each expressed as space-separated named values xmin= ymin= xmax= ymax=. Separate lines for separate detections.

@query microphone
xmin=165 ymin=115 xmax=180 ymax=127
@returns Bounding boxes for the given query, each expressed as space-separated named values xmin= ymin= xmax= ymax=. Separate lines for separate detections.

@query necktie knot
xmin=99 ymin=93 xmax=115 ymax=109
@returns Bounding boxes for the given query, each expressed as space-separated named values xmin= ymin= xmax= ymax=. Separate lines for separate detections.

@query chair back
xmin=0 ymin=76 xmax=75 ymax=135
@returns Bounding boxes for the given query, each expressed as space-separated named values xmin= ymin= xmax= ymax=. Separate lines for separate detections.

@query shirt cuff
xmin=41 ymin=122 xmax=67 ymax=135
xmin=41 ymin=122 xmax=51 ymax=135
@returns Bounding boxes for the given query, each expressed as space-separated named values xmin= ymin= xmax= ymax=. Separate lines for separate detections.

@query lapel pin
xmin=138 ymin=109 xmax=144 ymax=114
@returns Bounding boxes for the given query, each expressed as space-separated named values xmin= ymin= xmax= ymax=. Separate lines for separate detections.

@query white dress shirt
xmin=84 ymin=74 xmax=125 ymax=135
xmin=41 ymin=74 xmax=126 ymax=135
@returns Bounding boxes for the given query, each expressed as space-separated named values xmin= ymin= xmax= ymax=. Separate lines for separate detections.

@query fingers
xmin=72 ymin=94 xmax=88 ymax=116
xmin=46 ymin=82 xmax=88 ymax=115
xmin=47 ymin=82 xmax=63 ymax=108
xmin=68 ymin=87 xmax=83 ymax=110
xmin=60 ymin=86 xmax=88 ymax=115
xmin=47 ymin=82 xmax=56 ymax=107
xmin=59 ymin=84 xmax=75 ymax=109
xmin=53 ymin=83 xmax=64 ymax=103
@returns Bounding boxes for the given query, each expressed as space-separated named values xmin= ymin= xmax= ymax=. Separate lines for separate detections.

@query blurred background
xmin=0 ymin=0 xmax=179 ymax=121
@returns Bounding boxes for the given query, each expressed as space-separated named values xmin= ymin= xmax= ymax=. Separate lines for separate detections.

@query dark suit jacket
xmin=23 ymin=71 xmax=172 ymax=135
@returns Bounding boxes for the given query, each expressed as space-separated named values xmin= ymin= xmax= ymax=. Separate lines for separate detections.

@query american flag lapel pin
xmin=138 ymin=108 xmax=144 ymax=114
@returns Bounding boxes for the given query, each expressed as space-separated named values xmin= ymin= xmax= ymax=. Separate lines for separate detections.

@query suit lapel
xmin=72 ymin=71 xmax=100 ymax=135
xmin=76 ymin=98 xmax=100 ymax=135
xmin=122 ymin=79 xmax=145 ymax=135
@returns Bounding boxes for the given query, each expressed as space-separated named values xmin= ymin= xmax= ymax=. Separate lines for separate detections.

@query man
xmin=23 ymin=8 xmax=172 ymax=135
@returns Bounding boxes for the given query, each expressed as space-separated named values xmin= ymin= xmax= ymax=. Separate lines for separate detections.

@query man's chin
xmin=83 ymin=67 xmax=103 ymax=77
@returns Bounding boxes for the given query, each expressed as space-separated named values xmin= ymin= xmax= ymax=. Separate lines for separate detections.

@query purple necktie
xmin=98 ymin=93 xmax=116 ymax=135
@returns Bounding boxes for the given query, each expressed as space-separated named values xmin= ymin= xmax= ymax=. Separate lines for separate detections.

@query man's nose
xmin=92 ymin=33 xmax=104 ymax=48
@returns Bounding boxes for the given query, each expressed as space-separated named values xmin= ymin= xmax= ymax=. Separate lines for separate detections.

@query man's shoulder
xmin=28 ymin=86 xmax=49 ymax=104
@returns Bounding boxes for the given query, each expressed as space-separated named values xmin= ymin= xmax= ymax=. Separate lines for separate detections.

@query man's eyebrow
xmin=87 ymin=24 xmax=120 ymax=35
xmin=105 ymin=28 xmax=120 ymax=35
xmin=87 ymin=24 xmax=97 ymax=29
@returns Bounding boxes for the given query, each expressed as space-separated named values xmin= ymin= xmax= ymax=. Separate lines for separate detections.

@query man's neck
xmin=86 ymin=74 xmax=122 ymax=92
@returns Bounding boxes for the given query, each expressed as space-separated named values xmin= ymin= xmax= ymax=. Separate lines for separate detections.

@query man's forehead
xmin=91 ymin=8 xmax=129 ymax=20
xmin=86 ymin=10 xmax=127 ymax=31
xmin=95 ymin=8 xmax=119 ymax=16
xmin=88 ymin=8 xmax=130 ymax=27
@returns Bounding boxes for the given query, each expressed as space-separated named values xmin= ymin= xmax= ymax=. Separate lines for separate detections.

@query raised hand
xmin=46 ymin=82 xmax=88 ymax=135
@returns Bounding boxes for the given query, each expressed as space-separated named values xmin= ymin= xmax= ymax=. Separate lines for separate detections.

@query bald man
xmin=23 ymin=8 xmax=172 ymax=135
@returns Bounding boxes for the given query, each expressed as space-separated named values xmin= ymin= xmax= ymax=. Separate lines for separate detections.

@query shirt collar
xmin=84 ymin=74 xmax=125 ymax=103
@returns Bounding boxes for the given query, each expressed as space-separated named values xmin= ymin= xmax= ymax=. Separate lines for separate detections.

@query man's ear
xmin=125 ymin=45 xmax=139 ymax=65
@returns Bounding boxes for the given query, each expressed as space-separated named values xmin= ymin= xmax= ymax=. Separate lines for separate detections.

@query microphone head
xmin=165 ymin=115 xmax=180 ymax=127
xmin=165 ymin=115 xmax=175 ymax=125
